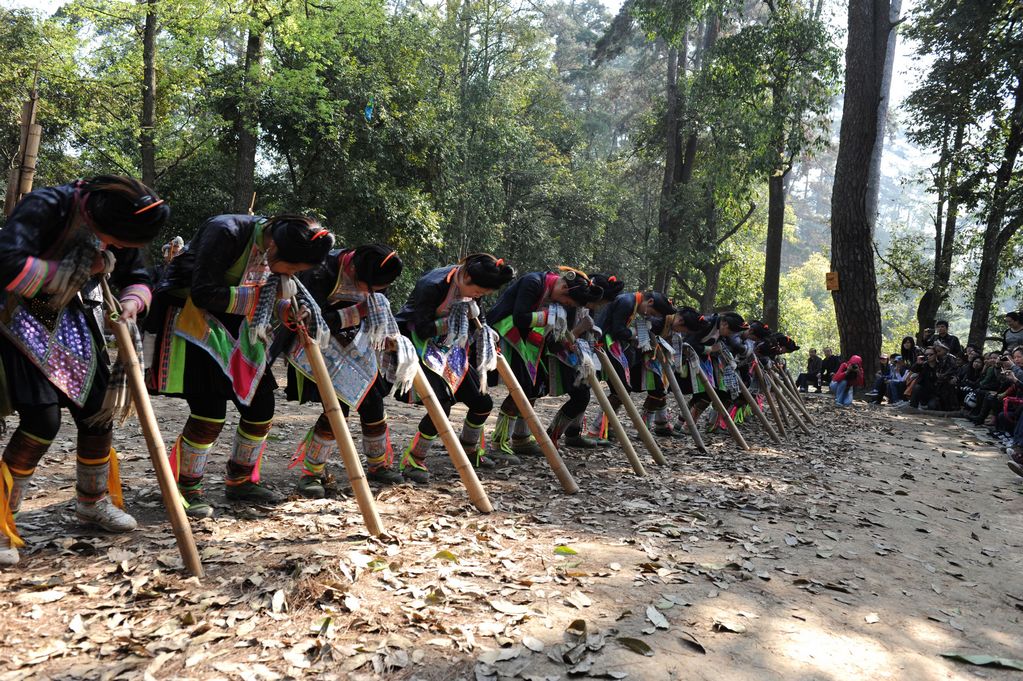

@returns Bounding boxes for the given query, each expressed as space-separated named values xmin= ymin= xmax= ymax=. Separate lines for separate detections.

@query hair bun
xmin=463 ymin=253 xmax=514 ymax=289
xmin=353 ymin=243 xmax=403 ymax=286
xmin=82 ymin=175 xmax=169 ymax=243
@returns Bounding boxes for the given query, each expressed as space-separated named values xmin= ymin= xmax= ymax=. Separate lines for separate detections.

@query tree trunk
xmin=232 ymin=25 xmax=264 ymax=213
xmin=967 ymin=73 xmax=1023 ymax=349
xmin=917 ymin=121 xmax=964 ymax=333
xmin=829 ymin=0 xmax=890 ymax=379
xmin=653 ymin=45 xmax=681 ymax=293
xmin=763 ymin=171 xmax=785 ymax=329
xmin=140 ymin=0 xmax=158 ymax=189
xmin=864 ymin=0 xmax=901 ymax=235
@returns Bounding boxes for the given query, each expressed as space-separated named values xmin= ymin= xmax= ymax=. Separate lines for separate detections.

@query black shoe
xmin=401 ymin=466 xmax=430 ymax=484
xmin=179 ymin=485 xmax=214 ymax=518
xmin=1008 ymin=460 xmax=1023 ymax=478
xmin=225 ymin=481 xmax=285 ymax=505
xmin=472 ymin=453 xmax=497 ymax=469
xmin=564 ymin=433 xmax=598 ymax=448
xmin=367 ymin=466 xmax=404 ymax=485
xmin=297 ymin=475 xmax=325 ymax=499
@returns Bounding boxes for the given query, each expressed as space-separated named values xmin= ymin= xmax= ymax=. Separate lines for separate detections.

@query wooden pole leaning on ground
xmin=584 ymin=367 xmax=646 ymax=475
xmin=774 ymin=364 xmax=814 ymax=424
xmin=412 ymin=367 xmax=492 ymax=512
xmin=595 ymin=349 xmax=667 ymax=466
xmin=753 ymin=361 xmax=788 ymax=434
xmin=297 ymin=325 xmax=385 ymax=536
xmin=99 ymin=279 xmax=203 ymax=578
xmin=686 ymin=348 xmax=750 ymax=451
xmin=763 ymin=368 xmax=811 ymax=435
xmin=734 ymin=372 xmax=781 ymax=445
xmin=656 ymin=348 xmax=707 ymax=454
xmin=493 ymin=352 xmax=579 ymax=494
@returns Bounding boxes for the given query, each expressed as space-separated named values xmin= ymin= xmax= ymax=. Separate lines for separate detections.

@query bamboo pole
xmin=686 ymin=349 xmax=750 ymax=451
xmin=99 ymin=280 xmax=203 ymax=577
xmin=585 ymin=368 xmax=646 ymax=475
xmin=494 ymin=353 xmax=579 ymax=494
xmin=6 ymin=89 xmax=40 ymax=217
xmin=754 ymin=361 xmax=789 ymax=433
xmin=775 ymin=364 xmax=814 ymax=423
xmin=765 ymin=369 xmax=811 ymax=434
xmin=659 ymin=353 xmax=707 ymax=454
xmin=595 ymin=349 xmax=667 ymax=466
xmin=299 ymin=328 xmax=385 ymax=536
xmin=735 ymin=374 xmax=781 ymax=444
xmin=412 ymin=367 xmax=492 ymax=512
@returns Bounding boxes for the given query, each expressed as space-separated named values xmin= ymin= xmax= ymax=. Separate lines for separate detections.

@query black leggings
xmin=16 ymin=386 xmax=111 ymax=442
xmin=417 ymin=368 xmax=493 ymax=436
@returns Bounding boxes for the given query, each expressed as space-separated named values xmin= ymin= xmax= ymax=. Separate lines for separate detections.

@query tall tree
xmin=140 ymin=0 xmax=158 ymax=189
xmin=232 ymin=18 xmax=265 ymax=213
xmin=829 ymin=0 xmax=892 ymax=377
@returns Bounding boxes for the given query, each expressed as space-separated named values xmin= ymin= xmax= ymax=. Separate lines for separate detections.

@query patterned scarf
xmin=444 ymin=300 xmax=473 ymax=350
xmin=573 ymin=308 xmax=597 ymax=385
xmin=633 ymin=316 xmax=653 ymax=351
xmin=545 ymin=303 xmax=569 ymax=341
xmin=475 ymin=323 xmax=499 ymax=393
xmin=364 ymin=292 xmax=400 ymax=351
xmin=380 ymin=335 xmax=418 ymax=397
xmin=718 ymin=346 xmax=741 ymax=399
xmin=355 ymin=292 xmax=416 ymax=397
xmin=85 ymin=279 xmax=145 ymax=428
xmin=251 ymin=274 xmax=329 ymax=348
xmin=45 ymin=218 xmax=111 ymax=310
xmin=670 ymin=332 xmax=687 ymax=371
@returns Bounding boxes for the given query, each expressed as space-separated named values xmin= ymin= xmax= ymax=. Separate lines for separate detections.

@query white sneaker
xmin=76 ymin=497 xmax=137 ymax=533
xmin=0 ymin=535 xmax=19 ymax=566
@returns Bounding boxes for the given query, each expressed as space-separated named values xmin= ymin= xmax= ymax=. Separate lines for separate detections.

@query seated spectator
xmin=957 ymin=357 xmax=984 ymax=405
xmin=867 ymin=353 xmax=892 ymax=403
xmin=820 ymin=347 xmax=842 ymax=390
xmin=923 ymin=320 xmax=963 ymax=358
xmin=900 ymin=336 xmax=921 ymax=365
xmin=970 ymin=352 xmax=1017 ymax=425
xmin=965 ymin=352 xmax=1002 ymax=419
xmin=797 ymin=348 xmax=823 ymax=393
xmin=1002 ymin=312 xmax=1023 ymax=352
xmin=886 ymin=356 xmax=910 ymax=404
xmin=830 ymin=355 xmax=863 ymax=406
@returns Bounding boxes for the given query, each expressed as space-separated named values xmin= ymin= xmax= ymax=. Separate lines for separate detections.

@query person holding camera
xmin=829 ymin=354 xmax=863 ymax=406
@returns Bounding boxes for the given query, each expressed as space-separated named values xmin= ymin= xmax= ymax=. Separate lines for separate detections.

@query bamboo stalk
xmin=494 ymin=353 xmax=579 ymax=494
xmin=661 ymin=357 xmax=707 ymax=454
xmin=299 ymin=328 xmax=385 ymax=536
xmin=595 ymin=349 xmax=667 ymax=466
xmin=775 ymin=364 xmax=814 ymax=423
xmin=412 ymin=366 xmax=492 ymax=512
xmin=757 ymin=357 xmax=785 ymax=431
xmin=735 ymin=373 xmax=781 ymax=444
xmin=585 ymin=368 xmax=646 ymax=475
xmin=687 ymin=349 xmax=750 ymax=451
xmin=100 ymin=279 xmax=203 ymax=577
xmin=765 ymin=369 xmax=811 ymax=434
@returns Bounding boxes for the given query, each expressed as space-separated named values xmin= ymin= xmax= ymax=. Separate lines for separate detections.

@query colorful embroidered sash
xmin=171 ymin=222 xmax=272 ymax=406
xmin=0 ymin=294 xmax=97 ymax=407
xmin=492 ymin=273 xmax=559 ymax=386
xmin=288 ymin=334 xmax=378 ymax=409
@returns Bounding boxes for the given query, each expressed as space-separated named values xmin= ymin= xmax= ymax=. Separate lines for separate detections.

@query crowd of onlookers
xmin=795 ymin=313 xmax=1023 ymax=478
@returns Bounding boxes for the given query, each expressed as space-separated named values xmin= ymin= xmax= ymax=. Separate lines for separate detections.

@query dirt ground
xmin=1 ymin=377 xmax=1021 ymax=681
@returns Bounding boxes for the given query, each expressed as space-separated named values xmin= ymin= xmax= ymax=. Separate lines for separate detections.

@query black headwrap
xmin=558 ymin=266 xmax=603 ymax=304
xmin=268 ymin=215 xmax=335 ymax=264
xmin=353 ymin=243 xmax=403 ymax=287
xmin=719 ymin=311 xmax=747 ymax=332
xmin=464 ymin=253 xmax=514 ymax=290
xmin=647 ymin=291 xmax=675 ymax=316
xmin=81 ymin=175 xmax=169 ymax=243
xmin=590 ymin=273 xmax=624 ymax=301
xmin=748 ymin=320 xmax=772 ymax=341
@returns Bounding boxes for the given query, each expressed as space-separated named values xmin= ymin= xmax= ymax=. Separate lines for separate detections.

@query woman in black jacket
xmin=276 ymin=245 xmax=406 ymax=495
xmin=486 ymin=267 xmax=602 ymax=458
xmin=148 ymin=213 xmax=333 ymax=517
xmin=0 ymin=176 xmax=168 ymax=566
xmin=394 ymin=254 xmax=515 ymax=483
